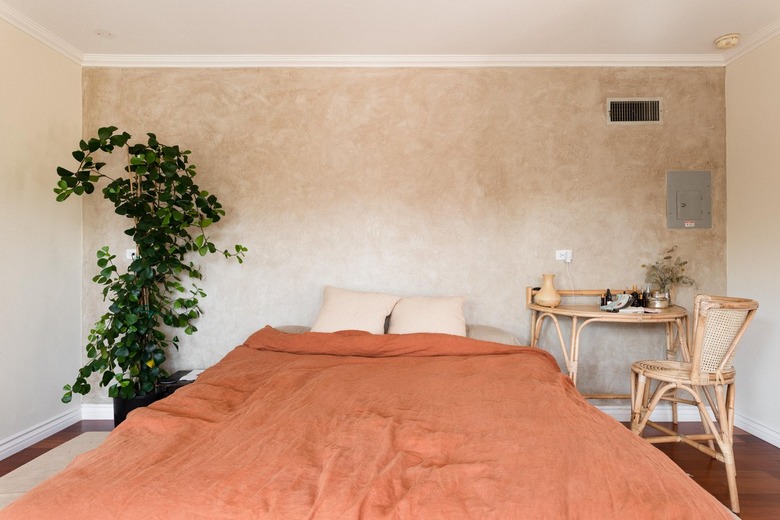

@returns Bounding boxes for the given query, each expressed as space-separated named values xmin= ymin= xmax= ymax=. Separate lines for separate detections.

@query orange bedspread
xmin=2 ymin=327 xmax=732 ymax=519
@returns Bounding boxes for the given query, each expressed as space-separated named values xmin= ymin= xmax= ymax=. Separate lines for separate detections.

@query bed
xmin=2 ymin=322 xmax=733 ymax=519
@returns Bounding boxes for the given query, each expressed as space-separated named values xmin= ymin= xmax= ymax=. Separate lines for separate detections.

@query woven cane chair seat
xmin=631 ymin=359 xmax=736 ymax=385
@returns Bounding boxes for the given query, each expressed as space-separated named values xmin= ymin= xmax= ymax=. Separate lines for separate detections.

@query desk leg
xmin=533 ymin=312 xmax=576 ymax=385
xmin=665 ymin=317 xmax=690 ymax=362
xmin=665 ymin=323 xmax=676 ymax=360
xmin=678 ymin=316 xmax=690 ymax=362
xmin=665 ymin=316 xmax=690 ymax=424
xmin=569 ymin=316 xmax=579 ymax=385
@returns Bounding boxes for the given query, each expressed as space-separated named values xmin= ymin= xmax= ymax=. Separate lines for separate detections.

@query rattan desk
xmin=526 ymin=287 xmax=689 ymax=399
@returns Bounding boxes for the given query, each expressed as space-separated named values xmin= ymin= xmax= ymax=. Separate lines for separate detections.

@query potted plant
xmin=641 ymin=245 xmax=696 ymax=303
xmin=54 ymin=126 xmax=246 ymax=423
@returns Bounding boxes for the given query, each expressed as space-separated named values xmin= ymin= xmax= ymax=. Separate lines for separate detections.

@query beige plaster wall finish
xmin=81 ymin=66 xmax=726 ymax=402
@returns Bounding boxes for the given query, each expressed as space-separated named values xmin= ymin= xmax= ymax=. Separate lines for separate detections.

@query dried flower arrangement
xmin=642 ymin=245 xmax=697 ymax=294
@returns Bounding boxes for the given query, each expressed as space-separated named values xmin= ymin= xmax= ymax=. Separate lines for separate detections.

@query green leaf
xmin=57 ymin=166 xmax=74 ymax=177
xmin=97 ymin=126 xmax=116 ymax=141
xmin=110 ymin=132 xmax=131 ymax=147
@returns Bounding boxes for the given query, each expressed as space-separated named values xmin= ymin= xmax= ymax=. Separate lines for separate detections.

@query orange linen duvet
xmin=2 ymin=327 xmax=732 ymax=519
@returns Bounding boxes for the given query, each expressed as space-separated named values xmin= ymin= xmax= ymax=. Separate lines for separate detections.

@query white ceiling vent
xmin=607 ymin=98 xmax=662 ymax=125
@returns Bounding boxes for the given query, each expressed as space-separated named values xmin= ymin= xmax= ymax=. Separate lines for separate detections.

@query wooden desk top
xmin=525 ymin=287 xmax=688 ymax=321
xmin=526 ymin=303 xmax=688 ymax=321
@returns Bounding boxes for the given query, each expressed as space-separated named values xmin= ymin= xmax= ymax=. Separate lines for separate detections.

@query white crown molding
xmin=724 ymin=18 xmax=780 ymax=65
xmin=0 ymin=0 xmax=735 ymax=70
xmin=81 ymin=53 xmax=727 ymax=68
xmin=5 ymin=0 xmax=780 ymax=69
xmin=0 ymin=1 xmax=83 ymax=64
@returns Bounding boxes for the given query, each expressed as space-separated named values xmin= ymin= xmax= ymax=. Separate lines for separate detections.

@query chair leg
xmin=696 ymin=383 xmax=740 ymax=513
xmin=694 ymin=387 xmax=717 ymax=452
xmin=722 ymin=383 xmax=740 ymax=513
xmin=632 ymin=375 xmax=678 ymax=437
xmin=724 ymin=445 xmax=740 ymax=513
xmin=630 ymin=370 xmax=646 ymax=434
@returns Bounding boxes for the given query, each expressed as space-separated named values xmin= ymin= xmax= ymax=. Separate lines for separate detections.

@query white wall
xmin=0 ymin=19 xmax=83 ymax=455
xmin=726 ymin=36 xmax=780 ymax=445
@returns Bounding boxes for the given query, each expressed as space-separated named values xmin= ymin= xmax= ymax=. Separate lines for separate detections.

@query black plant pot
xmin=113 ymin=391 xmax=166 ymax=427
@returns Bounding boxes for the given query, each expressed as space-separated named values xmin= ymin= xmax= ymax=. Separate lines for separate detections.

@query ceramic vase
xmin=535 ymin=274 xmax=561 ymax=307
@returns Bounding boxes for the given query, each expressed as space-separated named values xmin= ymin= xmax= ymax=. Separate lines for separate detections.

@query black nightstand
xmin=159 ymin=370 xmax=202 ymax=395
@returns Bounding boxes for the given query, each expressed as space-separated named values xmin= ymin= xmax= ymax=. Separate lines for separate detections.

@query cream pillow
xmin=388 ymin=296 xmax=467 ymax=336
xmin=311 ymin=286 xmax=400 ymax=334
xmin=466 ymin=324 xmax=521 ymax=345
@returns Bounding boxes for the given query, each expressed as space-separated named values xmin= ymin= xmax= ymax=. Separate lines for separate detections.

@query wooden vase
xmin=535 ymin=274 xmax=561 ymax=307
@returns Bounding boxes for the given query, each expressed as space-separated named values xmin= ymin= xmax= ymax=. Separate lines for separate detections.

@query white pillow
xmin=466 ymin=324 xmax=520 ymax=345
xmin=388 ymin=296 xmax=467 ymax=336
xmin=311 ymin=286 xmax=400 ymax=334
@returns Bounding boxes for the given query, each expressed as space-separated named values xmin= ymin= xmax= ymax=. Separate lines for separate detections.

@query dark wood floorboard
xmin=2 ymin=421 xmax=779 ymax=519
xmin=633 ymin=422 xmax=780 ymax=520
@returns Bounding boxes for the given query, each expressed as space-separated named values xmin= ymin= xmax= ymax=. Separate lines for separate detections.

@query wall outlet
xmin=126 ymin=249 xmax=137 ymax=260
xmin=555 ymin=249 xmax=573 ymax=262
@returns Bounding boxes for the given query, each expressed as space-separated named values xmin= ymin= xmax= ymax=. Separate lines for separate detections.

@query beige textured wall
xmin=0 ymin=19 xmax=82 ymax=440
xmin=726 ymin=36 xmax=780 ymax=441
xmin=81 ymin=66 xmax=726 ymax=401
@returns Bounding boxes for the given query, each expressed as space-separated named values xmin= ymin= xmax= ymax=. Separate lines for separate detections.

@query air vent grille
xmin=607 ymin=98 xmax=662 ymax=124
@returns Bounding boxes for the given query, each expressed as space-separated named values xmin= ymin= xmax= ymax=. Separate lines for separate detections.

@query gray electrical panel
xmin=666 ymin=170 xmax=711 ymax=229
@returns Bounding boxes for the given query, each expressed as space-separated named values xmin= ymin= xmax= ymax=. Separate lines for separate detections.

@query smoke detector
xmin=714 ymin=33 xmax=741 ymax=50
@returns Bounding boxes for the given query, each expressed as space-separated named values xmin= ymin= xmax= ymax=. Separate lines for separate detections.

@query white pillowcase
xmin=388 ymin=296 xmax=467 ymax=336
xmin=311 ymin=286 xmax=400 ymax=334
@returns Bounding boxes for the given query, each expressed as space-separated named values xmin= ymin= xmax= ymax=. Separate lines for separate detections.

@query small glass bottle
xmin=631 ymin=285 xmax=640 ymax=307
xmin=642 ymin=285 xmax=651 ymax=308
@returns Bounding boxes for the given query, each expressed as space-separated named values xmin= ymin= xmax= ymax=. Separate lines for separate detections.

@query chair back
xmin=689 ymin=295 xmax=758 ymax=382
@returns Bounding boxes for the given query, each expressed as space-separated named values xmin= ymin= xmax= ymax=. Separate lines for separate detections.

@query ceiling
xmin=2 ymin=0 xmax=780 ymax=67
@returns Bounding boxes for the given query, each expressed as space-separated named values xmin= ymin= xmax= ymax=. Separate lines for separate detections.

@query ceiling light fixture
xmin=714 ymin=33 xmax=740 ymax=50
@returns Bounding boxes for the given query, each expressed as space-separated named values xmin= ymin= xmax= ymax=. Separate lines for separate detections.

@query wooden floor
xmin=644 ymin=423 xmax=780 ymax=520
xmin=2 ymin=420 xmax=780 ymax=519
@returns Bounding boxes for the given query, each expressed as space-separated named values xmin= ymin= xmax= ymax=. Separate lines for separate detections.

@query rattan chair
xmin=630 ymin=294 xmax=758 ymax=513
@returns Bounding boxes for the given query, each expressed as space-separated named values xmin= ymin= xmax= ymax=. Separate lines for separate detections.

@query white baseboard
xmin=0 ymin=408 xmax=81 ymax=461
xmin=596 ymin=403 xmax=709 ymax=423
xmin=80 ymin=404 xmax=113 ymax=420
xmin=597 ymin=404 xmax=780 ymax=448
xmin=735 ymin=412 xmax=780 ymax=448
